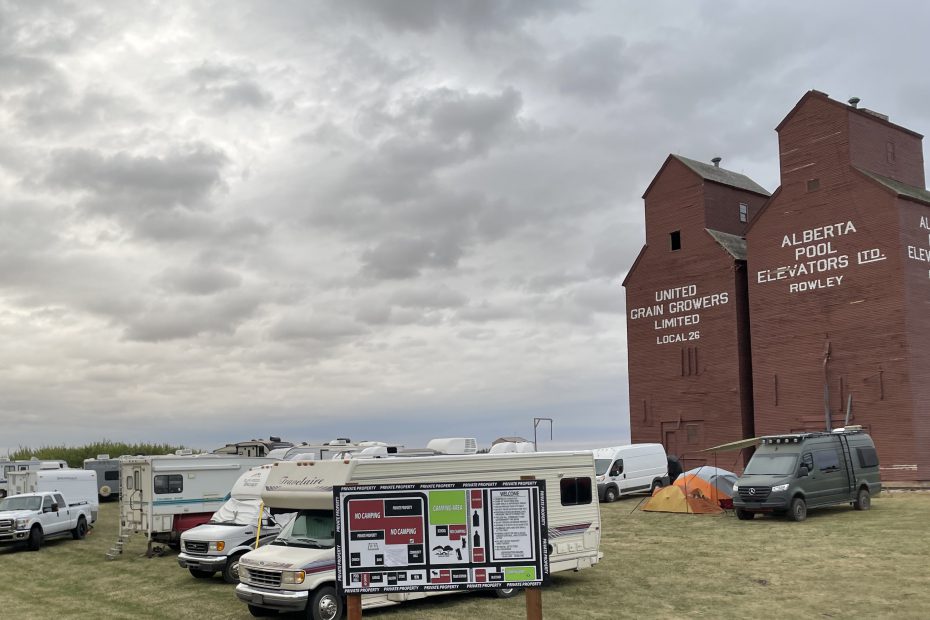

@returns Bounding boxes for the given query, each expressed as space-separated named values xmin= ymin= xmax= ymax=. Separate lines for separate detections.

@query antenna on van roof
xmin=844 ymin=394 xmax=853 ymax=427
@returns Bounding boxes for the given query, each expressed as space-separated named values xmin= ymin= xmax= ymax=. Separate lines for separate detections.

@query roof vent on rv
xmin=96 ymin=454 xmax=110 ymax=460
xmin=327 ymin=439 xmax=349 ymax=446
xmin=848 ymin=97 xmax=860 ymax=108
xmin=711 ymin=157 xmax=722 ymax=168
xmin=426 ymin=438 xmax=478 ymax=455
xmin=269 ymin=436 xmax=281 ymax=442
xmin=175 ymin=449 xmax=193 ymax=456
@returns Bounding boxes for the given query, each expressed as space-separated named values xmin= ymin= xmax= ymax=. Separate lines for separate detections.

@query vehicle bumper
xmin=177 ymin=552 xmax=228 ymax=570
xmin=235 ymin=583 xmax=308 ymax=611
xmin=0 ymin=530 xmax=30 ymax=543
xmin=732 ymin=496 xmax=790 ymax=512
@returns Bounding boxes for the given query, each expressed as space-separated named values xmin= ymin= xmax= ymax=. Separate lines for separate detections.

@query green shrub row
xmin=4 ymin=441 xmax=191 ymax=468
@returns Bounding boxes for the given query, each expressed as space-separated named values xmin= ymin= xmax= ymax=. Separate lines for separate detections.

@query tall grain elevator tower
xmin=624 ymin=155 xmax=769 ymax=468
xmin=746 ymin=90 xmax=930 ymax=482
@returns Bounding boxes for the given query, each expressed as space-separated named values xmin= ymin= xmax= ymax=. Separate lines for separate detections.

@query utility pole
xmin=533 ymin=418 xmax=553 ymax=451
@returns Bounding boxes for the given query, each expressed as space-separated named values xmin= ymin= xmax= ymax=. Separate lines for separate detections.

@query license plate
xmin=251 ymin=594 xmax=263 ymax=605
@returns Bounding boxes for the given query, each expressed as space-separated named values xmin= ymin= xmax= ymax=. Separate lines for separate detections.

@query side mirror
xmin=798 ymin=465 xmax=809 ymax=478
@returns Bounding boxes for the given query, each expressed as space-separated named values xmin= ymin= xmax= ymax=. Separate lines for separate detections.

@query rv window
xmin=856 ymin=447 xmax=879 ymax=469
xmin=125 ymin=476 xmax=133 ymax=490
xmin=154 ymin=474 xmax=184 ymax=494
xmin=560 ymin=477 xmax=593 ymax=506
xmin=105 ymin=470 xmax=119 ymax=481
xmin=813 ymin=449 xmax=840 ymax=473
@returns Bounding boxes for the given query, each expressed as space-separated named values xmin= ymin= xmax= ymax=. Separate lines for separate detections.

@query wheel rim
xmin=319 ymin=594 xmax=338 ymax=620
xmin=230 ymin=560 xmax=240 ymax=580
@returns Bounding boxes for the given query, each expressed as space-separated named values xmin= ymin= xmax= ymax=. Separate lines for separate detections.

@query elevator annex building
xmin=624 ymin=90 xmax=930 ymax=483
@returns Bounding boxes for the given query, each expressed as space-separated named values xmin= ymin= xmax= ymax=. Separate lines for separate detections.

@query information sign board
xmin=334 ymin=480 xmax=547 ymax=594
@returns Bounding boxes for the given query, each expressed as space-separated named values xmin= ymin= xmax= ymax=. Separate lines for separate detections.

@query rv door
xmin=128 ymin=465 xmax=143 ymax=513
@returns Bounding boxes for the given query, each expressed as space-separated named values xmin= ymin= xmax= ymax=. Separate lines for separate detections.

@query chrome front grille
xmin=0 ymin=519 xmax=12 ymax=533
xmin=245 ymin=568 xmax=282 ymax=588
xmin=184 ymin=541 xmax=209 ymax=554
xmin=738 ymin=486 xmax=772 ymax=502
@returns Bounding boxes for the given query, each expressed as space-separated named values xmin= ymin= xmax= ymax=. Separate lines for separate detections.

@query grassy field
xmin=2 ymin=493 xmax=929 ymax=619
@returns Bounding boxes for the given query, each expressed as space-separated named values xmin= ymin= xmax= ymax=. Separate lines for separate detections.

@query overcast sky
xmin=2 ymin=1 xmax=929 ymax=455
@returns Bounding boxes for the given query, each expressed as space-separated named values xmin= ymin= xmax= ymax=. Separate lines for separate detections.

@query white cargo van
xmin=593 ymin=444 xmax=669 ymax=502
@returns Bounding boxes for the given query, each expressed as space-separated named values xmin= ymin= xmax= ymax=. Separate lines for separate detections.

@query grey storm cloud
xmin=154 ymin=264 xmax=243 ymax=296
xmin=187 ymin=61 xmax=274 ymax=110
xmin=360 ymin=234 xmax=464 ymax=280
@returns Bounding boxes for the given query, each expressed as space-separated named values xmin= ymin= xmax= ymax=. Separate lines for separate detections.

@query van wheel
xmin=494 ymin=587 xmax=522 ymax=598
xmin=27 ymin=525 xmax=43 ymax=551
xmin=735 ymin=508 xmax=755 ymax=520
xmin=223 ymin=552 xmax=245 ymax=583
xmin=650 ymin=479 xmax=664 ymax=493
xmin=189 ymin=568 xmax=215 ymax=579
xmin=72 ymin=516 xmax=88 ymax=540
xmin=789 ymin=497 xmax=807 ymax=522
xmin=853 ymin=488 xmax=871 ymax=511
xmin=307 ymin=585 xmax=343 ymax=620
xmin=604 ymin=487 xmax=618 ymax=503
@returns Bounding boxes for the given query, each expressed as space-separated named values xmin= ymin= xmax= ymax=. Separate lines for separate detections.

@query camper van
xmin=732 ymin=426 xmax=881 ymax=522
xmin=83 ymin=455 xmax=122 ymax=500
xmin=235 ymin=451 xmax=602 ymax=620
xmin=593 ymin=444 xmax=669 ymax=502
xmin=115 ymin=453 xmax=277 ymax=555
xmin=178 ymin=465 xmax=294 ymax=583
xmin=0 ymin=459 xmax=67 ymax=498
xmin=6 ymin=469 xmax=99 ymax=522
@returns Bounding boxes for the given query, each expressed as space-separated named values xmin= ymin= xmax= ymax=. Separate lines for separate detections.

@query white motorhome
xmin=266 ymin=439 xmax=390 ymax=462
xmin=6 ymin=469 xmax=99 ymax=522
xmin=178 ymin=464 xmax=295 ymax=583
xmin=0 ymin=459 xmax=67 ymax=498
xmin=593 ymin=444 xmax=669 ymax=502
xmin=236 ymin=451 xmax=602 ymax=620
xmin=83 ymin=455 xmax=122 ymax=500
xmin=113 ymin=453 xmax=277 ymax=557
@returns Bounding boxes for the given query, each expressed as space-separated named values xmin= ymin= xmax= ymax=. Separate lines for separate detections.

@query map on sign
xmin=334 ymin=480 xmax=547 ymax=594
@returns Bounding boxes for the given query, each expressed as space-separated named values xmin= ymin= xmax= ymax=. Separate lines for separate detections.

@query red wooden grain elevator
xmin=624 ymin=155 xmax=769 ymax=471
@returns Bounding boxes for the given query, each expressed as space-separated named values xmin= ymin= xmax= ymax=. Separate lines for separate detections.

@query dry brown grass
xmin=1 ymin=492 xmax=928 ymax=619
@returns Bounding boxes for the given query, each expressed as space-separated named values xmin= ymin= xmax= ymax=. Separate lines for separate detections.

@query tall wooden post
xmin=347 ymin=594 xmax=362 ymax=620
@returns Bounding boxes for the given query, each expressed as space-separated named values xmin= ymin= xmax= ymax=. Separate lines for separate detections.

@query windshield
xmin=0 ymin=496 xmax=42 ymax=511
xmin=594 ymin=459 xmax=612 ymax=475
xmin=210 ymin=497 xmax=262 ymax=526
xmin=273 ymin=510 xmax=335 ymax=549
xmin=744 ymin=453 xmax=798 ymax=476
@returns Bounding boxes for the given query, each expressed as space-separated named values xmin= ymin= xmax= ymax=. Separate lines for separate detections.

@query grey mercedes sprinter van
xmin=732 ymin=426 xmax=880 ymax=522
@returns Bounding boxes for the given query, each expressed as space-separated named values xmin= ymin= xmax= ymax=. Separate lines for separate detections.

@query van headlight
xmin=732 ymin=483 xmax=739 ymax=493
xmin=15 ymin=518 xmax=29 ymax=530
xmin=772 ymin=484 xmax=789 ymax=492
xmin=209 ymin=541 xmax=225 ymax=552
xmin=281 ymin=570 xmax=306 ymax=585
xmin=239 ymin=566 xmax=250 ymax=580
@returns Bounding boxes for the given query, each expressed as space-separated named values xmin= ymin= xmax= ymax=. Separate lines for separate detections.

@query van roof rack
xmin=761 ymin=427 xmax=865 ymax=444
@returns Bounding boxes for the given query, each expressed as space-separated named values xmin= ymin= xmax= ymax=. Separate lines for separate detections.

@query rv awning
xmin=700 ymin=438 xmax=760 ymax=453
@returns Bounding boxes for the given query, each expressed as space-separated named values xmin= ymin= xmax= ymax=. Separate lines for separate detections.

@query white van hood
xmin=0 ymin=509 xmax=36 ymax=520
xmin=182 ymin=522 xmax=254 ymax=542
xmin=241 ymin=543 xmax=335 ymax=571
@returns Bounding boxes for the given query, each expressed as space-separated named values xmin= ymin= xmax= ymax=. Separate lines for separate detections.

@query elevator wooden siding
xmin=746 ymin=91 xmax=930 ymax=482
xmin=624 ymin=156 xmax=768 ymax=471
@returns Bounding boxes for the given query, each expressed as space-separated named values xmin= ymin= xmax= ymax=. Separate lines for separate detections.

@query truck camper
xmin=6 ymin=469 xmax=99 ymax=522
xmin=235 ymin=450 xmax=602 ymax=620
xmin=83 ymin=455 xmax=122 ymax=500
xmin=178 ymin=464 xmax=295 ymax=583
xmin=111 ymin=453 xmax=277 ymax=558
xmin=0 ymin=459 xmax=67 ymax=498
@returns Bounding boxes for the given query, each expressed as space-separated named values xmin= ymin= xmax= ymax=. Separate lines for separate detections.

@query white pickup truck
xmin=0 ymin=492 xmax=95 ymax=551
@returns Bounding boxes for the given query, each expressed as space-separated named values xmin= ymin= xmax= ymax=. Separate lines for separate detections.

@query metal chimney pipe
xmin=848 ymin=97 xmax=860 ymax=108
xmin=711 ymin=157 xmax=722 ymax=167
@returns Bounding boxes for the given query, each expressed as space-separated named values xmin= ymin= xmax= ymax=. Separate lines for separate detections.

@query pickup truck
xmin=0 ymin=492 xmax=94 ymax=551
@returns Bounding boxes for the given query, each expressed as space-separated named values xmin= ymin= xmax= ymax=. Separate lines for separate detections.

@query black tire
xmin=248 ymin=604 xmax=274 ymax=618
xmin=189 ymin=568 xmax=215 ymax=579
xmin=604 ymin=486 xmax=618 ymax=503
xmin=27 ymin=525 xmax=43 ymax=551
xmin=650 ymin=479 xmax=664 ymax=493
xmin=223 ymin=552 xmax=245 ymax=584
xmin=494 ymin=586 xmax=522 ymax=598
xmin=72 ymin=516 xmax=88 ymax=540
xmin=735 ymin=508 xmax=755 ymax=520
xmin=307 ymin=585 xmax=343 ymax=620
xmin=853 ymin=487 xmax=871 ymax=511
xmin=789 ymin=497 xmax=807 ymax=522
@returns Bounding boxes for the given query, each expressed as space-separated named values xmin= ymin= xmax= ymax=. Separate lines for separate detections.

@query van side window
xmin=856 ymin=447 xmax=879 ymax=468
xmin=154 ymin=474 xmax=183 ymax=494
xmin=610 ymin=460 xmax=623 ymax=476
xmin=813 ymin=450 xmax=840 ymax=473
xmin=560 ymin=477 xmax=593 ymax=506
xmin=801 ymin=453 xmax=814 ymax=470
